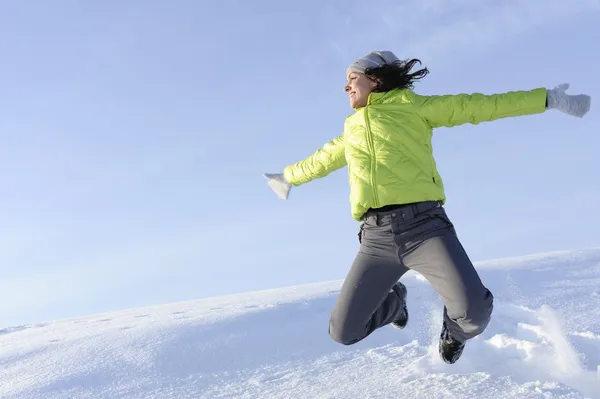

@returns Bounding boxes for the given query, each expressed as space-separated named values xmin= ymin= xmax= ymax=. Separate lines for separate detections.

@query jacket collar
xmin=368 ymin=88 xmax=405 ymax=105
xmin=352 ymin=88 xmax=407 ymax=110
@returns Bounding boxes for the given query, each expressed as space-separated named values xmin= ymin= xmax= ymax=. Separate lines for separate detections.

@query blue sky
xmin=1 ymin=0 xmax=598 ymax=327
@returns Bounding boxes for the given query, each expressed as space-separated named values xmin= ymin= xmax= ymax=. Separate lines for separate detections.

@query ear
xmin=367 ymin=76 xmax=379 ymax=91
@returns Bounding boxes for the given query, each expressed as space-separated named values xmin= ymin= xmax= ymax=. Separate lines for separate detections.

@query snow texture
xmin=1 ymin=248 xmax=600 ymax=398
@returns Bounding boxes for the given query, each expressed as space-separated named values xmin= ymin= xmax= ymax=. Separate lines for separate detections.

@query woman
xmin=263 ymin=50 xmax=591 ymax=364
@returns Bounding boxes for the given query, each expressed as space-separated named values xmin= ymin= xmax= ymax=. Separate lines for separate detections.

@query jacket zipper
xmin=364 ymin=107 xmax=379 ymax=207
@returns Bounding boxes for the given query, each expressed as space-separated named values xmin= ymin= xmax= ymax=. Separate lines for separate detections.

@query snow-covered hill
xmin=1 ymin=248 xmax=600 ymax=398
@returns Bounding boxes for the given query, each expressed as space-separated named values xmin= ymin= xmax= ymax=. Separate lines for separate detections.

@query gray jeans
xmin=328 ymin=201 xmax=493 ymax=344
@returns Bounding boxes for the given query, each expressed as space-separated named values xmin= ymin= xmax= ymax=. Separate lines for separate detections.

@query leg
xmin=403 ymin=234 xmax=493 ymax=342
xmin=329 ymin=218 xmax=409 ymax=345
xmin=391 ymin=204 xmax=493 ymax=342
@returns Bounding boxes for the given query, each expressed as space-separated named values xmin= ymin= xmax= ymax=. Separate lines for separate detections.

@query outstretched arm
xmin=264 ymin=133 xmax=346 ymax=199
xmin=414 ymin=88 xmax=548 ymax=129
xmin=283 ymin=133 xmax=346 ymax=185
xmin=415 ymin=84 xmax=591 ymax=129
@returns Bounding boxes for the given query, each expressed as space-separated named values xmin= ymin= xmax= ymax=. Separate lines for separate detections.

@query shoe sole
xmin=440 ymin=348 xmax=464 ymax=364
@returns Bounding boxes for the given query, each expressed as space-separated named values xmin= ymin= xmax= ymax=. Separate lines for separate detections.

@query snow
xmin=1 ymin=248 xmax=600 ymax=398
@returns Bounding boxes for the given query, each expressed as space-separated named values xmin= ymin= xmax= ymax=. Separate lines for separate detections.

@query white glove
xmin=263 ymin=173 xmax=291 ymax=200
xmin=546 ymin=83 xmax=591 ymax=118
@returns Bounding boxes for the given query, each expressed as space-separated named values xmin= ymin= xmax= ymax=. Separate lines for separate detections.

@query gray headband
xmin=348 ymin=50 xmax=400 ymax=74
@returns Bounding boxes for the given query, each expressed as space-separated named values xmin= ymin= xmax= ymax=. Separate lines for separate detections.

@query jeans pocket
xmin=358 ymin=223 xmax=364 ymax=243
xmin=424 ymin=207 xmax=454 ymax=230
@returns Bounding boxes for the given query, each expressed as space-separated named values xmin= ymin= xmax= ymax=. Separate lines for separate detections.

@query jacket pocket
xmin=424 ymin=143 xmax=437 ymax=184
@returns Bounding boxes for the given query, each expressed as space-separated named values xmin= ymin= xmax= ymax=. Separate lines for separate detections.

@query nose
xmin=344 ymin=84 xmax=351 ymax=92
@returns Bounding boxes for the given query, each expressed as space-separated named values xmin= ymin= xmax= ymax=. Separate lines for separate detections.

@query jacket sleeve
xmin=283 ymin=133 xmax=346 ymax=186
xmin=414 ymin=87 xmax=548 ymax=128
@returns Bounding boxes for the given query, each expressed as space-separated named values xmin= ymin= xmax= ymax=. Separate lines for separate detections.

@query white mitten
xmin=546 ymin=83 xmax=591 ymax=118
xmin=263 ymin=173 xmax=291 ymax=200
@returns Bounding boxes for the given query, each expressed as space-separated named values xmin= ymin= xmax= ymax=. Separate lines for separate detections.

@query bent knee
xmin=328 ymin=317 xmax=361 ymax=346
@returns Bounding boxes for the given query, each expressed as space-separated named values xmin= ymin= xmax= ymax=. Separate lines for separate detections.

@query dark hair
xmin=365 ymin=58 xmax=429 ymax=92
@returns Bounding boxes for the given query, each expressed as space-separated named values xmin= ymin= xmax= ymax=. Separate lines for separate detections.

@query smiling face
xmin=345 ymin=71 xmax=377 ymax=109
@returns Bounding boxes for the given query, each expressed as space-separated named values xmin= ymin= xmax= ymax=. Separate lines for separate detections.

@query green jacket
xmin=283 ymin=87 xmax=547 ymax=221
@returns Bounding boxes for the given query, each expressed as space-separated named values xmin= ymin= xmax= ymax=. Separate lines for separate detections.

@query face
xmin=345 ymin=71 xmax=377 ymax=108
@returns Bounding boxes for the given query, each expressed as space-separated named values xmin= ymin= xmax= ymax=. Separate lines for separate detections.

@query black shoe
xmin=438 ymin=321 xmax=465 ymax=364
xmin=391 ymin=282 xmax=408 ymax=329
